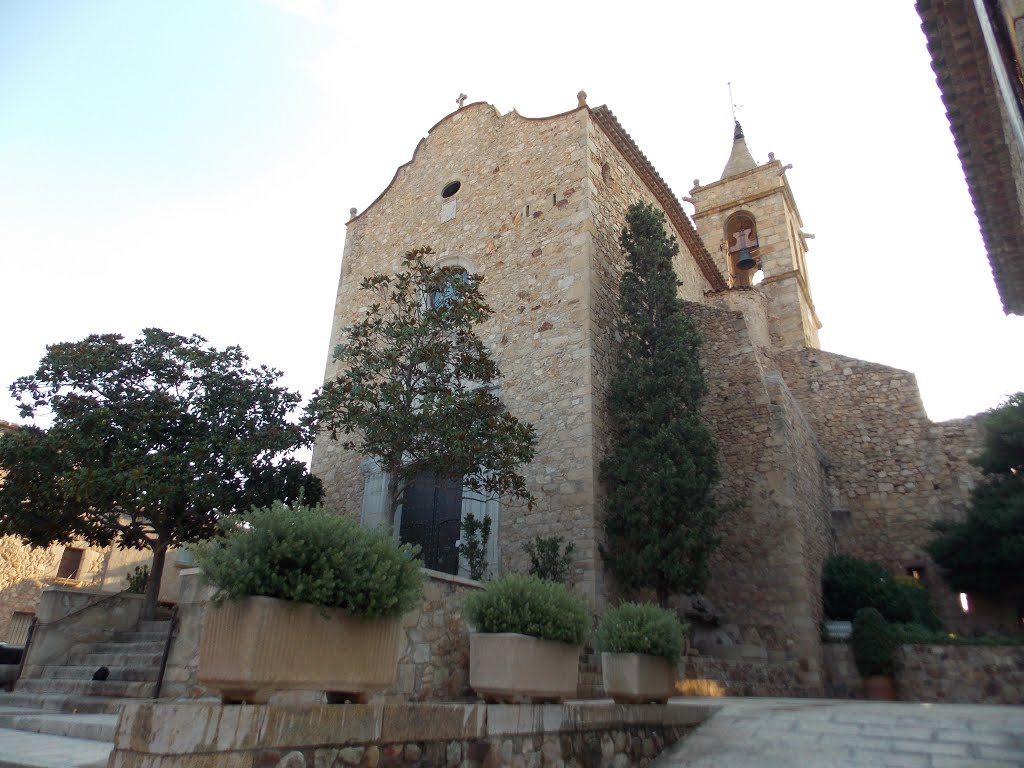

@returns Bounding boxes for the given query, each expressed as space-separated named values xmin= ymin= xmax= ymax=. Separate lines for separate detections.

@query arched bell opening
xmin=725 ymin=211 xmax=760 ymax=288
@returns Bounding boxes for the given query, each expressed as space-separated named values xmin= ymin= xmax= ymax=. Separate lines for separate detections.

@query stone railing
xmin=20 ymin=587 xmax=144 ymax=676
xmin=108 ymin=700 xmax=716 ymax=768
xmin=823 ymin=642 xmax=1024 ymax=704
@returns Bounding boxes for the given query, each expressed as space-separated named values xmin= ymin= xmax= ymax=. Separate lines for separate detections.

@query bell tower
xmin=689 ymin=122 xmax=821 ymax=350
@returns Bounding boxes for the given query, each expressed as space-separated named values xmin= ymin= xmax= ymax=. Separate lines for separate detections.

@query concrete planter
xmin=601 ymin=652 xmax=677 ymax=704
xmin=198 ymin=595 xmax=401 ymax=704
xmin=469 ymin=632 xmax=579 ymax=703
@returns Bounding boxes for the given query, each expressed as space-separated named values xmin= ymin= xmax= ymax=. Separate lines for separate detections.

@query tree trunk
xmin=141 ymin=542 xmax=168 ymax=621
xmin=385 ymin=474 xmax=401 ymax=533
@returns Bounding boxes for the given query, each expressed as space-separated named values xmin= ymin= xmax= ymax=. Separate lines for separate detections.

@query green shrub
xmin=852 ymin=607 xmax=897 ymax=678
xmin=596 ymin=602 xmax=688 ymax=664
xmin=889 ymin=622 xmax=1024 ymax=646
xmin=463 ymin=574 xmax=589 ymax=645
xmin=893 ymin=575 xmax=941 ymax=629
xmin=125 ymin=564 xmax=149 ymax=594
xmin=524 ymin=535 xmax=575 ymax=584
xmin=192 ymin=502 xmax=423 ymax=619
xmin=457 ymin=512 xmax=491 ymax=581
xmin=823 ymin=555 xmax=940 ymax=626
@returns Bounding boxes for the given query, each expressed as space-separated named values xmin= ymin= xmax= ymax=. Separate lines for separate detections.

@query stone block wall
xmin=108 ymin=700 xmax=713 ymax=768
xmin=774 ymin=347 xmax=986 ymax=629
xmin=685 ymin=300 xmax=832 ymax=694
xmin=311 ymin=103 xmax=607 ymax=603
xmin=823 ymin=642 xmax=1024 ymax=704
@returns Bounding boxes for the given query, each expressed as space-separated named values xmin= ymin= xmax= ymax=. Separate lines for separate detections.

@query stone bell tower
xmin=689 ymin=121 xmax=821 ymax=350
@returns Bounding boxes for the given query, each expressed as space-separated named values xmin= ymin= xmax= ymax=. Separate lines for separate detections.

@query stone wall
xmin=161 ymin=569 xmax=481 ymax=703
xmin=774 ymin=348 xmax=987 ymax=630
xmin=108 ymin=700 xmax=714 ymax=768
xmin=686 ymin=300 xmax=832 ymax=694
xmin=823 ymin=642 xmax=1024 ymax=704
xmin=311 ymin=102 xmax=606 ymax=603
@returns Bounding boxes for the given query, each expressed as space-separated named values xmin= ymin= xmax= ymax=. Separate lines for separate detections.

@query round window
xmin=441 ymin=181 xmax=461 ymax=199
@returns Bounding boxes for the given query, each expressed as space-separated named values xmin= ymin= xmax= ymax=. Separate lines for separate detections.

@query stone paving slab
xmin=655 ymin=697 xmax=1024 ymax=768
xmin=0 ymin=727 xmax=112 ymax=768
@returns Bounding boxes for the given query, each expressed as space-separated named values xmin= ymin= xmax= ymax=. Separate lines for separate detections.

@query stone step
xmin=111 ymin=630 xmax=170 ymax=644
xmin=136 ymin=620 xmax=171 ymax=634
xmin=0 ymin=692 xmax=126 ymax=714
xmin=35 ymin=665 xmax=159 ymax=683
xmin=67 ymin=651 xmax=163 ymax=668
xmin=0 ymin=726 xmax=112 ymax=768
xmin=0 ymin=708 xmax=116 ymax=742
xmin=15 ymin=678 xmax=156 ymax=699
xmin=73 ymin=640 xmax=165 ymax=655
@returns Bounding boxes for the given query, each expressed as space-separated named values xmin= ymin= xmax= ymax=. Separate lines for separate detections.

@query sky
xmin=1 ymin=0 xmax=1021 ymax=434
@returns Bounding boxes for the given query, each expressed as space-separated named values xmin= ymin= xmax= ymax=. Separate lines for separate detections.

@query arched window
xmin=430 ymin=267 xmax=468 ymax=308
xmin=725 ymin=211 xmax=760 ymax=288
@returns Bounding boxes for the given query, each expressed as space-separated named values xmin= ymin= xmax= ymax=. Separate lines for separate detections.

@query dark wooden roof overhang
xmin=591 ymin=106 xmax=729 ymax=292
xmin=917 ymin=0 xmax=1024 ymax=314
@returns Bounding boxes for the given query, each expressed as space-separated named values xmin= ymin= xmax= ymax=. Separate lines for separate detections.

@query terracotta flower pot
xmin=861 ymin=674 xmax=897 ymax=701
xmin=601 ymin=652 xmax=677 ymax=704
xmin=469 ymin=632 xmax=579 ymax=703
xmin=198 ymin=595 xmax=401 ymax=704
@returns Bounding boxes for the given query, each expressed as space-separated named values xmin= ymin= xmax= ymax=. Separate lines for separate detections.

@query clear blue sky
xmin=1 ymin=0 xmax=1021 ymax=429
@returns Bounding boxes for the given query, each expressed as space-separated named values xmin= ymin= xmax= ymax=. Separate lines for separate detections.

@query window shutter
xmin=360 ymin=459 xmax=389 ymax=530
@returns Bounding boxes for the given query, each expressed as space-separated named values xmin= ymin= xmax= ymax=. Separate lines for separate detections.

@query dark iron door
xmin=400 ymin=472 xmax=462 ymax=575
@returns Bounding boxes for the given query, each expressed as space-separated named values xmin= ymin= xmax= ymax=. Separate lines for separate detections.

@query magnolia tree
xmin=0 ymin=329 xmax=321 ymax=619
xmin=600 ymin=203 xmax=724 ymax=606
xmin=306 ymin=246 xmax=537 ymax=530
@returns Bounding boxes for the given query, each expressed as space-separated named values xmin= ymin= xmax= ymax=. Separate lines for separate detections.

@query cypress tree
xmin=600 ymin=202 xmax=723 ymax=606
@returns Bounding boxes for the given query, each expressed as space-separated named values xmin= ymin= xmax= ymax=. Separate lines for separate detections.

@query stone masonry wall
xmin=823 ymin=642 xmax=1024 ymax=704
xmin=0 ymin=537 xmax=106 ymax=643
xmin=774 ymin=348 xmax=987 ymax=630
xmin=109 ymin=700 xmax=712 ymax=768
xmin=684 ymin=300 xmax=832 ymax=694
xmin=311 ymin=103 xmax=605 ymax=603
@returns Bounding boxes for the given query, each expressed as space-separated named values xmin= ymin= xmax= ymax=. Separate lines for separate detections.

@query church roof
xmin=720 ymin=121 xmax=758 ymax=179
xmin=591 ymin=106 xmax=728 ymax=291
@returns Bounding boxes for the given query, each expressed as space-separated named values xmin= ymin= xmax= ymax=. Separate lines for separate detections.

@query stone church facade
xmin=311 ymin=94 xmax=991 ymax=696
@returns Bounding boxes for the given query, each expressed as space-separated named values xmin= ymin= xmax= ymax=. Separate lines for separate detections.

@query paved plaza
xmin=656 ymin=696 xmax=1024 ymax=768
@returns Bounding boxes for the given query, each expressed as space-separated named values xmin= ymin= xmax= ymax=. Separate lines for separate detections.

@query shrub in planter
xmin=852 ymin=607 xmax=897 ymax=700
xmin=596 ymin=602 xmax=687 ymax=664
xmin=463 ymin=574 xmax=589 ymax=702
xmin=597 ymin=602 xmax=688 ymax=704
xmin=192 ymin=502 xmax=423 ymax=703
xmin=463 ymin=574 xmax=589 ymax=644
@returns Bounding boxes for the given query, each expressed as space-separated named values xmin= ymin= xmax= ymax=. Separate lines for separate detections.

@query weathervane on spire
xmin=727 ymin=82 xmax=742 ymax=122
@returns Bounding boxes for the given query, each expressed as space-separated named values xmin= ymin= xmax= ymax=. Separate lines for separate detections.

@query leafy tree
xmin=928 ymin=392 xmax=1024 ymax=599
xmin=306 ymin=246 xmax=537 ymax=531
xmin=524 ymin=535 xmax=575 ymax=585
xmin=457 ymin=512 xmax=491 ymax=581
xmin=0 ymin=329 xmax=320 ymax=619
xmin=600 ymin=202 xmax=723 ymax=607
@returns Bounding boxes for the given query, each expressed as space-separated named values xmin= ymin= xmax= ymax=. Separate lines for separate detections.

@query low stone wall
xmin=823 ymin=643 xmax=1024 ymax=704
xmin=680 ymin=656 xmax=818 ymax=699
xmin=161 ymin=569 xmax=482 ymax=702
xmin=109 ymin=701 xmax=716 ymax=768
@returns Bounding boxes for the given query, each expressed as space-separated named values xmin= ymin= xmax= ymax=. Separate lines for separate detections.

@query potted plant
xmin=463 ymin=574 xmax=589 ymax=703
xmin=852 ymin=606 xmax=897 ymax=700
xmin=192 ymin=502 xmax=423 ymax=704
xmin=596 ymin=602 xmax=686 ymax=704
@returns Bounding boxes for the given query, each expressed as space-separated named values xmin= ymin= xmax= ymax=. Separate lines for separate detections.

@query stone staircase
xmin=3 ymin=619 xmax=171 ymax=714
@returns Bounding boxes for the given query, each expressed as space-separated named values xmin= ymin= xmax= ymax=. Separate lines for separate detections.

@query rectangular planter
xmin=469 ymin=632 xmax=579 ymax=703
xmin=198 ymin=595 xmax=401 ymax=703
xmin=601 ymin=652 xmax=677 ymax=704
